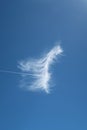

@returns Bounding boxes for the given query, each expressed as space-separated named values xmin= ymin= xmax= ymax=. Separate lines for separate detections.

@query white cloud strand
xmin=18 ymin=44 xmax=63 ymax=93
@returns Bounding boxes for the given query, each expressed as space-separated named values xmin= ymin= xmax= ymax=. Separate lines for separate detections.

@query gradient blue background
xmin=0 ymin=0 xmax=87 ymax=129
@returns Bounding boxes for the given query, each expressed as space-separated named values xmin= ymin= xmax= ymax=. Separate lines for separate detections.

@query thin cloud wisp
xmin=18 ymin=45 xmax=63 ymax=93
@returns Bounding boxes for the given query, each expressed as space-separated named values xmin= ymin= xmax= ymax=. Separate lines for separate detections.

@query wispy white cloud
xmin=18 ymin=44 xmax=63 ymax=93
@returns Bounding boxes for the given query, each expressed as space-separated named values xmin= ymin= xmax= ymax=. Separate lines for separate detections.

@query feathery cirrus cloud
xmin=18 ymin=44 xmax=63 ymax=93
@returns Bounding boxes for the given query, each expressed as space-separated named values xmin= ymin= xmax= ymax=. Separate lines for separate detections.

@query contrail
xmin=0 ymin=69 xmax=32 ymax=76
xmin=0 ymin=44 xmax=63 ymax=93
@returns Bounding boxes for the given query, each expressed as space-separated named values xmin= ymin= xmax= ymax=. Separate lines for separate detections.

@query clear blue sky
xmin=0 ymin=0 xmax=87 ymax=129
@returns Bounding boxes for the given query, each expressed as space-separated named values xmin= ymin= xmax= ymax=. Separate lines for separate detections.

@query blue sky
xmin=0 ymin=0 xmax=87 ymax=129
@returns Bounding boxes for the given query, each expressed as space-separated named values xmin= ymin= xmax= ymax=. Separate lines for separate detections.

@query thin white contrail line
xmin=0 ymin=69 xmax=32 ymax=76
